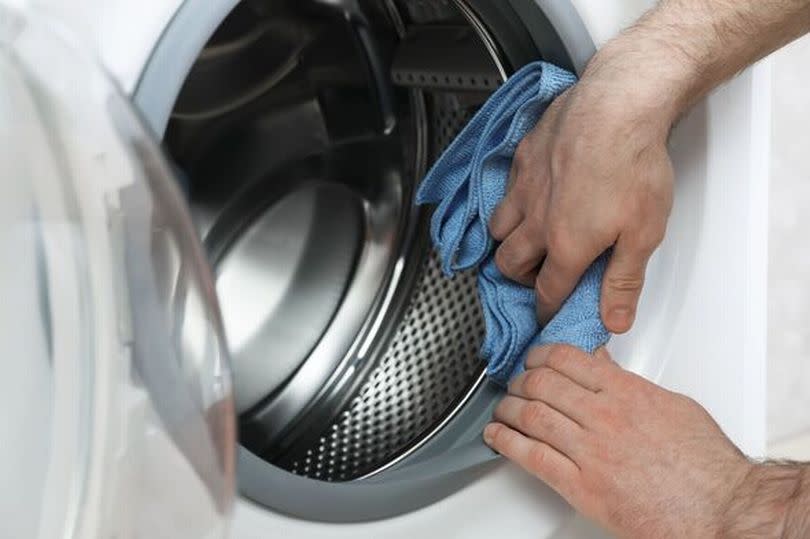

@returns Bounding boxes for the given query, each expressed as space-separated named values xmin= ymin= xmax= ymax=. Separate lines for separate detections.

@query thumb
xmin=600 ymin=235 xmax=652 ymax=333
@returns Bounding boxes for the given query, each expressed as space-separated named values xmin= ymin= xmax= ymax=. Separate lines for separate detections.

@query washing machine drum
xmin=139 ymin=0 xmax=592 ymax=522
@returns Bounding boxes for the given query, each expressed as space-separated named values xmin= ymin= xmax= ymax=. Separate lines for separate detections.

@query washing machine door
xmin=0 ymin=6 xmax=236 ymax=539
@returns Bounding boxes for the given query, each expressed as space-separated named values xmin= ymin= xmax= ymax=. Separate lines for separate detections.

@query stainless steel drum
xmin=164 ymin=0 xmax=511 ymax=482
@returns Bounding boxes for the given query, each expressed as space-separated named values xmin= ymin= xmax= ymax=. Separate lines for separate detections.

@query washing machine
xmin=0 ymin=0 xmax=769 ymax=537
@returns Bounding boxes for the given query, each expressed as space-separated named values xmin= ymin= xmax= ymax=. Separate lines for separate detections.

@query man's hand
xmin=491 ymin=0 xmax=810 ymax=332
xmin=483 ymin=345 xmax=810 ymax=539
xmin=489 ymin=63 xmax=674 ymax=333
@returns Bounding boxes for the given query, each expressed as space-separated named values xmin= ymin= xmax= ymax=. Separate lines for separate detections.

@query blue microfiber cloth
xmin=416 ymin=61 xmax=611 ymax=386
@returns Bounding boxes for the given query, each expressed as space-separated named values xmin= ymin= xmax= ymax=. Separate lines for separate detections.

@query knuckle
xmin=633 ymin=224 xmax=665 ymax=253
xmin=606 ymin=273 xmax=644 ymax=294
xmin=489 ymin=204 xmax=513 ymax=238
xmin=534 ymin=273 xmax=552 ymax=305
xmin=519 ymin=401 xmax=546 ymax=429
xmin=489 ymin=423 xmax=510 ymax=449
xmin=534 ymin=277 xmax=558 ymax=308
xmin=546 ymin=229 xmax=588 ymax=272
xmin=489 ymin=222 xmax=505 ymax=241
xmin=522 ymin=218 xmax=546 ymax=244
xmin=523 ymin=369 xmax=548 ymax=396
xmin=525 ymin=347 xmax=546 ymax=368
xmin=547 ymin=344 xmax=576 ymax=368
xmin=645 ymin=225 xmax=666 ymax=250
xmin=527 ymin=444 xmax=550 ymax=472
xmin=544 ymin=223 xmax=571 ymax=256
xmin=494 ymin=246 xmax=511 ymax=272
xmin=495 ymin=246 xmax=523 ymax=276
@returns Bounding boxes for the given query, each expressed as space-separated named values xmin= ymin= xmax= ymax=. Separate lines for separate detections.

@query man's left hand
xmin=483 ymin=344 xmax=753 ymax=539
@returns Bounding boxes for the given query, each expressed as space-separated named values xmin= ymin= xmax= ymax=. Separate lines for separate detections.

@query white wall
xmin=768 ymin=34 xmax=810 ymax=444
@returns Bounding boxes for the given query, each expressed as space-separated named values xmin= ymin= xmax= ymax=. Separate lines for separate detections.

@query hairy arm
xmin=722 ymin=461 xmax=810 ymax=538
xmin=490 ymin=0 xmax=810 ymax=333
xmin=610 ymin=0 xmax=810 ymax=124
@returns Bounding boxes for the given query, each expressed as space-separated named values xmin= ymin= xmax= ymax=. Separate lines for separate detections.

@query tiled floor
xmin=768 ymin=34 xmax=810 ymax=451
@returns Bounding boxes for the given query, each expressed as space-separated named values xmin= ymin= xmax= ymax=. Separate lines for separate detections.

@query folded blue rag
xmin=416 ymin=61 xmax=611 ymax=385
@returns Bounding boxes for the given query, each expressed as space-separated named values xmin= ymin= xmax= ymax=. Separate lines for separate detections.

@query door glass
xmin=0 ymin=6 xmax=235 ymax=538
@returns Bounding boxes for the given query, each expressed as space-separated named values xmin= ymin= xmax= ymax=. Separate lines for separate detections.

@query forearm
xmin=721 ymin=461 xmax=810 ymax=538
xmin=585 ymin=0 xmax=810 ymax=128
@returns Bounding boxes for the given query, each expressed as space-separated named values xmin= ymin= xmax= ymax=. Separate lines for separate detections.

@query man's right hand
xmin=489 ymin=45 xmax=677 ymax=333
xmin=491 ymin=0 xmax=810 ymax=333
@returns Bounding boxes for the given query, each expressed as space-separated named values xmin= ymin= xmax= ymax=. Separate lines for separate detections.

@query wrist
xmin=580 ymin=27 xmax=703 ymax=137
xmin=783 ymin=465 xmax=810 ymax=539
xmin=719 ymin=461 xmax=807 ymax=539
xmin=580 ymin=0 xmax=763 ymax=135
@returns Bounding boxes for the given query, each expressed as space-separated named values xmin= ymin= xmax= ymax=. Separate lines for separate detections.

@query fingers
xmin=600 ymin=234 xmax=656 ymax=333
xmin=535 ymin=248 xmax=595 ymax=325
xmin=494 ymin=224 xmax=545 ymax=286
xmin=493 ymin=395 xmax=584 ymax=458
xmin=507 ymin=366 xmax=594 ymax=425
xmin=524 ymin=344 xmax=615 ymax=392
xmin=489 ymin=169 xmax=523 ymax=241
xmin=483 ymin=422 xmax=580 ymax=500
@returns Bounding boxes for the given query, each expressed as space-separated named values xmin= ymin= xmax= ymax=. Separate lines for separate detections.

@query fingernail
xmin=608 ymin=307 xmax=633 ymax=331
xmin=483 ymin=424 xmax=496 ymax=445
